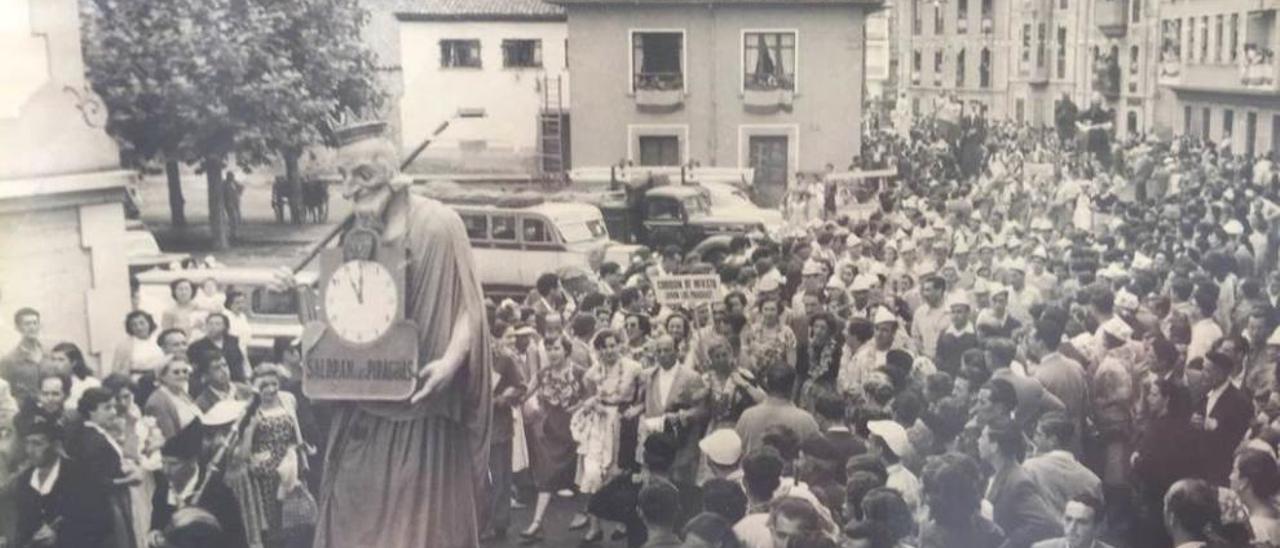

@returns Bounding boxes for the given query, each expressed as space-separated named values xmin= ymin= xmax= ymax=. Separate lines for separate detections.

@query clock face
xmin=323 ymin=260 xmax=399 ymax=345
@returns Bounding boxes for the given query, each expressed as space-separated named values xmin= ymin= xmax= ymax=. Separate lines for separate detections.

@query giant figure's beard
xmin=350 ymin=183 xmax=394 ymax=230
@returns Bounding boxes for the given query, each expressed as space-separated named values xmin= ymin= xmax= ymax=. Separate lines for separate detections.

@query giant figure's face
xmin=337 ymin=137 xmax=399 ymax=220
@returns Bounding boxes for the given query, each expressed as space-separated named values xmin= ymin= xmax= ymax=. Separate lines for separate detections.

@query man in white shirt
xmin=867 ymin=419 xmax=922 ymax=513
xmin=911 ymin=275 xmax=950 ymax=361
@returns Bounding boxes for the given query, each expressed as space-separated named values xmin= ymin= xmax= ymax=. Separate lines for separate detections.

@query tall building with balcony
xmin=1157 ymin=0 xmax=1280 ymax=157
xmin=894 ymin=0 xmax=1012 ymax=119
xmin=550 ymin=0 xmax=881 ymax=206
xmin=893 ymin=0 xmax=1163 ymax=132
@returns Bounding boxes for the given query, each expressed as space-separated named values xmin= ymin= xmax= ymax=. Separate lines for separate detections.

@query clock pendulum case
xmin=301 ymin=226 xmax=420 ymax=401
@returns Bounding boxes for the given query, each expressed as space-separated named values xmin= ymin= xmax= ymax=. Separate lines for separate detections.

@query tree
xmin=80 ymin=0 xmax=205 ymax=227
xmin=82 ymin=0 xmax=384 ymax=249
xmin=247 ymin=0 xmax=385 ymax=223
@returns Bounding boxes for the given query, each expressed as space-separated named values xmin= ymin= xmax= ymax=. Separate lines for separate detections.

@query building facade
xmin=396 ymin=0 xmax=571 ymax=174
xmin=0 ymin=0 xmax=132 ymax=365
xmin=1156 ymin=0 xmax=1280 ymax=157
xmin=552 ymin=0 xmax=879 ymax=206
xmin=893 ymin=0 xmax=1164 ymax=133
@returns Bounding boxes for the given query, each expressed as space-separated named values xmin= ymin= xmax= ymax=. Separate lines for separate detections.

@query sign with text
xmin=654 ymin=274 xmax=720 ymax=307
xmin=302 ymin=321 xmax=418 ymax=400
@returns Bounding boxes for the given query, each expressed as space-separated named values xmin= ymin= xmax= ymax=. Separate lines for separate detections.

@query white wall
xmin=398 ymin=20 xmax=569 ymax=164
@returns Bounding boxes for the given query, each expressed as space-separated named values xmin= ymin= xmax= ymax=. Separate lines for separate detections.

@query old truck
xmin=567 ymin=165 xmax=778 ymax=250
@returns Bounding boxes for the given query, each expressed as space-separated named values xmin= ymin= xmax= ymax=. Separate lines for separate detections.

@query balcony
xmin=1161 ymin=58 xmax=1279 ymax=94
xmin=1095 ymin=0 xmax=1128 ymax=37
xmin=958 ymin=18 xmax=969 ymax=34
xmin=981 ymin=18 xmax=993 ymax=33
xmin=634 ymin=72 xmax=684 ymax=112
xmin=742 ymin=75 xmax=795 ymax=113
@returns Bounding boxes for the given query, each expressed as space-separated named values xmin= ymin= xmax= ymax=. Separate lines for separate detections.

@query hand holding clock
xmin=410 ymin=308 xmax=476 ymax=404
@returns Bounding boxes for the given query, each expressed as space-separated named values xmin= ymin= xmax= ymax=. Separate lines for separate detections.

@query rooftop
xmin=394 ymin=0 xmax=565 ymax=21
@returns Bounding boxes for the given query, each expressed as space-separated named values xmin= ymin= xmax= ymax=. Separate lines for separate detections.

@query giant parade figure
xmin=277 ymin=117 xmax=492 ymax=548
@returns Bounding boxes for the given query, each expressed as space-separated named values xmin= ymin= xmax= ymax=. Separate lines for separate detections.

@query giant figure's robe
xmin=314 ymin=196 xmax=492 ymax=548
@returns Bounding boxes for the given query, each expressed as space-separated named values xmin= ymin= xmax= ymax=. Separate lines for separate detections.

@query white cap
xmin=867 ymin=420 xmax=912 ymax=458
xmin=802 ymin=260 xmax=826 ymax=276
xmin=850 ymin=273 xmax=879 ymax=292
xmin=1003 ymin=258 xmax=1027 ymax=272
xmin=1115 ymin=290 xmax=1140 ymax=311
xmin=1031 ymin=247 xmax=1048 ymax=260
xmin=846 ymin=234 xmax=863 ymax=247
xmin=826 ymin=276 xmax=847 ymax=290
xmin=954 ymin=239 xmax=972 ymax=254
xmin=1101 ymin=317 xmax=1133 ymax=340
xmin=873 ymin=306 xmax=899 ymax=325
xmin=1030 ymin=218 xmax=1053 ymax=231
xmin=946 ymin=291 xmax=973 ymax=310
xmin=756 ymin=277 xmax=782 ymax=294
xmin=987 ymin=283 xmax=1010 ymax=297
xmin=202 ymin=399 xmax=249 ymax=427
xmin=1224 ymin=219 xmax=1245 ymax=236
xmin=698 ymin=428 xmax=743 ymax=467
xmin=900 ymin=239 xmax=917 ymax=253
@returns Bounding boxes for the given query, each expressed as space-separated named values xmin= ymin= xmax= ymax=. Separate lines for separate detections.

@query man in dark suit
xmin=14 ymin=418 xmax=109 ymax=548
xmin=979 ymin=416 xmax=1063 ymax=548
xmin=191 ymin=349 xmax=254 ymax=413
xmin=151 ymin=419 xmax=248 ymax=548
xmin=186 ymin=313 xmax=246 ymax=396
xmin=1194 ymin=351 xmax=1255 ymax=486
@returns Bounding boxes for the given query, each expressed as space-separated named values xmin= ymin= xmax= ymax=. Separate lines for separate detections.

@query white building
xmin=396 ymin=0 xmax=570 ymax=174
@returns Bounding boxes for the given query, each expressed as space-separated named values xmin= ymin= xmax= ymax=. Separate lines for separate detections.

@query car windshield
xmin=682 ymin=195 xmax=711 ymax=217
xmin=560 ymin=220 xmax=609 ymax=243
xmin=707 ymin=186 xmax=752 ymax=208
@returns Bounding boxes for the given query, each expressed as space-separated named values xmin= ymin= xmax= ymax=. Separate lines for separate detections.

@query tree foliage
xmin=81 ymin=0 xmax=384 ymax=247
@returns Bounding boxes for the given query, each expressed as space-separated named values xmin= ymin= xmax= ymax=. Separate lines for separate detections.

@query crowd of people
xmin=0 ymin=276 xmax=318 ymax=548
xmin=477 ymin=112 xmax=1280 ymax=548
xmin=6 ymin=107 xmax=1280 ymax=548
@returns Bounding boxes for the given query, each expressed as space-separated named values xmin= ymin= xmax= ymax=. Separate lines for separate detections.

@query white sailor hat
xmin=850 ymin=273 xmax=879 ymax=292
xmin=698 ymin=429 xmax=743 ymax=467
xmin=873 ymin=307 xmax=899 ymax=325
xmin=1224 ymin=219 xmax=1245 ymax=236
xmin=1101 ymin=317 xmax=1133 ymax=340
xmin=946 ymin=291 xmax=973 ymax=310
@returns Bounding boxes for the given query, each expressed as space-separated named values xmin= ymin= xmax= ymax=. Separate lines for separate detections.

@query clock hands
xmin=357 ymin=261 xmax=365 ymax=304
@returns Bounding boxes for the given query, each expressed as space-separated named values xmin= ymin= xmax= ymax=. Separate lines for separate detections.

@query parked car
xmin=133 ymin=267 xmax=318 ymax=363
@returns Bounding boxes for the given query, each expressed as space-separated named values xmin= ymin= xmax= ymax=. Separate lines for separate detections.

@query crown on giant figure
xmin=327 ymin=108 xmax=388 ymax=147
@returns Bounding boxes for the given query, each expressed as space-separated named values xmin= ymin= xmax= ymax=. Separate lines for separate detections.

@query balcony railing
xmin=744 ymin=73 xmax=795 ymax=92
xmin=635 ymin=72 xmax=684 ymax=91
xmin=981 ymin=18 xmax=993 ymax=33
xmin=634 ymin=72 xmax=685 ymax=111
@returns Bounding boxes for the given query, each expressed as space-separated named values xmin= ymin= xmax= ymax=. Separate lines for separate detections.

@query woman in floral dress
xmin=621 ymin=313 xmax=655 ymax=368
xmin=798 ymin=313 xmax=844 ymax=412
xmin=520 ymin=336 xmax=586 ymax=542
xmin=701 ymin=335 xmax=762 ymax=431
xmin=571 ymin=329 xmax=643 ymax=543
xmin=741 ymin=296 xmax=797 ymax=374
xmin=246 ymin=364 xmax=306 ymax=547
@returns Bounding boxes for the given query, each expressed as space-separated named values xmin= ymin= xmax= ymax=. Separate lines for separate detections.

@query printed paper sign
xmin=653 ymin=274 xmax=720 ymax=307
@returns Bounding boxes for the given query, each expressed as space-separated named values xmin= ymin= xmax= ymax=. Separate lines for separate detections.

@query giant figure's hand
xmin=410 ymin=356 xmax=464 ymax=404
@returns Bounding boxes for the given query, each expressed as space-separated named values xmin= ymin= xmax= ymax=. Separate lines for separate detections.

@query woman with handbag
xmin=245 ymin=363 xmax=315 ymax=548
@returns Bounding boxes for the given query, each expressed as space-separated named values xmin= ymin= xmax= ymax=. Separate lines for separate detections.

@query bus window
xmin=523 ymin=218 xmax=551 ymax=243
xmin=491 ymin=216 xmax=517 ymax=240
xmin=462 ymin=214 xmax=488 ymax=240
xmin=252 ymin=287 xmax=299 ymax=316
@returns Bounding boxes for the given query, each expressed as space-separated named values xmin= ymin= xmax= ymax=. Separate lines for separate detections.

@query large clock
xmin=302 ymin=235 xmax=419 ymax=401
xmin=323 ymin=260 xmax=399 ymax=345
